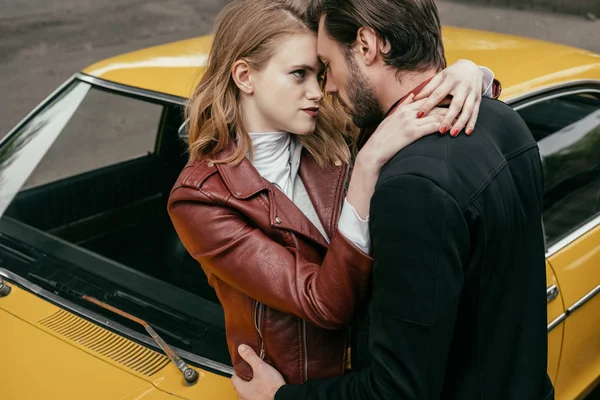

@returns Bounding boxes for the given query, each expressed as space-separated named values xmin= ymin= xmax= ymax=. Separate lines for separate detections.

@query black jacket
xmin=276 ymin=98 xmax=554 ymax=400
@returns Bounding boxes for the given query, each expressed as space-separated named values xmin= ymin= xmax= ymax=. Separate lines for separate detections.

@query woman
xmin=168 ymin=0 xmax=497 ymax=385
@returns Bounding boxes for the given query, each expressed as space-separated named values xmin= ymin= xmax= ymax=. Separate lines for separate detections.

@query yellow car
xmin=0 ymin=27 xmax=598 ymax=400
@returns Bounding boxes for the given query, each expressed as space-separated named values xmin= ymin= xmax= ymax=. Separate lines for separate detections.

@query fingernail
xmin=450 ymin=128 xmax=459 ymax=137
xmin=466 ymin=128 xmax=473 ymax=135
xmin=440 ymin=125 xmax=448 ymax=134
xmin=417 ymin=111 xmax=425 ymax=118
xmin=239 ymin=344 xmax=249 ymax=353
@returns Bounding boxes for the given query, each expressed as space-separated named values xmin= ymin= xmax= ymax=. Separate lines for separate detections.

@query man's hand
xmin=232 ymin=344 xmax=286 ymax=400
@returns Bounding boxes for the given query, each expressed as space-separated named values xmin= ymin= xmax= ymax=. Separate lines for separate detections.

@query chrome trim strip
xmin=567 ymin=285 xmax=600 ymax=315
xmin=512 ymin=88 xmax=600 ymax=111
xmin=546 ymin=285 xmax=559 ymax=303
xmin=77 ymin=73 xmax=187 ymax=105
xmin=0 ymin=75 xmax=78 ymax=147
xmin=546 ymin=285 xmax=600 ymax=332
xmin=0 ymin=267 xmax=234 ymax=376
xmin=548 ymin=313 xmax=566 ymax=332
xmin=506 ymin=80 xmax=600 ymax=106
xmin=546 ymin=215 xmax=600 ymax=258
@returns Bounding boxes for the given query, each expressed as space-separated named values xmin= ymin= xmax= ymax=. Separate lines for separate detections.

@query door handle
xmin=547 ymin=285 xmax=559 ymax=303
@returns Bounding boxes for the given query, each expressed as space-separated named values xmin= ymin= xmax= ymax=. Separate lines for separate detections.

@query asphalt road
xmin=1 ymin=0 xmax=600 ymax=138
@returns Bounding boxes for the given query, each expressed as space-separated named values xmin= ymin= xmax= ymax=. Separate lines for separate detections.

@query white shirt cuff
xmin=480 ymin=66 xmax=495 ymax=98
xmin=337 ymin=197 xmax=371 ymax=254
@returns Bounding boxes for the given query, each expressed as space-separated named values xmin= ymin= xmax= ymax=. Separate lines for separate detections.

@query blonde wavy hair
xmin=186 ymin=0 xmax=353 ymax=166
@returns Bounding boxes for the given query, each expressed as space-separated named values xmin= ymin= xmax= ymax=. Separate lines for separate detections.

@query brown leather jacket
xmin=167 ymin=142 xmax=374 ymax=384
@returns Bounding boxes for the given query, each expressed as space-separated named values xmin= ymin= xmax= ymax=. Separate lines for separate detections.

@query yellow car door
xmin=548 ymin=225 xmax=600 ymax=400
xmin=515 ymin=87 xmax=600 ymax=400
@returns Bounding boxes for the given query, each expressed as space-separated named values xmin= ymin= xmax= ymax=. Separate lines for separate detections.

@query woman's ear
xmin=232 ymin=59 xmax=254 ymax=94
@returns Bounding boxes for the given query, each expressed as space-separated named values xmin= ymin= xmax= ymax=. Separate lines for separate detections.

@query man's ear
xmin=232 ymin=59 xmax=254 ymax=94
xmin=380 ymin=39 xmax=391 ymax=55
xmin=354 ymin=27 xmax=380 ymax=66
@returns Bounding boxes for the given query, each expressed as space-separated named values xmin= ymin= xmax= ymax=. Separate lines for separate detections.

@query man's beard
xmin=346 ymin=56 xmax=384 ymax=129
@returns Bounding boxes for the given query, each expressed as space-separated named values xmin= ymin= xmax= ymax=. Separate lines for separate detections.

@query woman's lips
xmin=302 ymin=108 xmax=319 ymax=118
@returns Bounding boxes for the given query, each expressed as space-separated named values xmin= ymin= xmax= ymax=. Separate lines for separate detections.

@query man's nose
xmin=325 ymin=77 xmax=337 ymax=95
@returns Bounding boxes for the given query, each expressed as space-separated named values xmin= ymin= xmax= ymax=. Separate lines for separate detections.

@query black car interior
xmin=1 ymin=100 xmax=231 ymax=369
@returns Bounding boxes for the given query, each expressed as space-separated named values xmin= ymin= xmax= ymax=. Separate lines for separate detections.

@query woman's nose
xmin=307 ymin=87 xmax=324 ymax=102
xmin=307 ymin=77 xmax=324 ymax=101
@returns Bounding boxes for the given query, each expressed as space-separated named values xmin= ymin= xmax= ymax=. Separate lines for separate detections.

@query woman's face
xmin=245 ymin=32 xmax=325 ymax=135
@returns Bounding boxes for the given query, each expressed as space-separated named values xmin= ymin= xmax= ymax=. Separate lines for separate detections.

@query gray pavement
xmin=0 ymin=0 xmax=599 ymax=138
xmin=438 ymin=1 xmax=600 ymax=53
xmin=0 ymin=0 xmax=228 ymax=137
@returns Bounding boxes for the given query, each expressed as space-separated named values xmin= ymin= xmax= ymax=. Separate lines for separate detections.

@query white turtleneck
xmin=249 ymin=132 xmax=370 ymax=254
xmin=249 ymin=132 xmax=301 ymax=198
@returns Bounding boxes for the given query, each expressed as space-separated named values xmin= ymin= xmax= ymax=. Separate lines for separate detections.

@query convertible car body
xmin=0 ymin=27 xmax=598 ymax=399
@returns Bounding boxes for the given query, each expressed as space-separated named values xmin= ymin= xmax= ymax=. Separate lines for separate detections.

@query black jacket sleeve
xmin=275 ymin=174 xmax=470 ymax=400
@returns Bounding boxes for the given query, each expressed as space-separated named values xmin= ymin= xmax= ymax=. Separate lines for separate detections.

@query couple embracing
xmin=169 ymin=0 xmax=553 ymax=399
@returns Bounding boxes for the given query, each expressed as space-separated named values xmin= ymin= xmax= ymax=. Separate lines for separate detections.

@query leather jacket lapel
xmin=299 ymin=149 xmax=348 ymax=239
xmin=214 ymin=141 xmax=332 ymax=248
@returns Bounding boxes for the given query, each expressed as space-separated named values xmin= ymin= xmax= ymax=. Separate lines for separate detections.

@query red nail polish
xmin=466 ymin=128 xmax=473 ymax=135
xmin=451 ymin=128 xmax=459 ymax=137
xmin=417 ymin=111 xmax=425 ymax=118
xmin=440 ymin=125 xmax=448 ymax=134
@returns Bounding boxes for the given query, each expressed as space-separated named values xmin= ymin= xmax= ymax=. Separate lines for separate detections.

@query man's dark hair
xmin=306 ymin=0 xmax=324 ymax=32
xmin=308 ymin=0 xmax=447 ymax=73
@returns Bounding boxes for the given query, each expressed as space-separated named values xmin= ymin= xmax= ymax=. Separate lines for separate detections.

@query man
xmin=233 ymin=0 xmax=554 ymax=399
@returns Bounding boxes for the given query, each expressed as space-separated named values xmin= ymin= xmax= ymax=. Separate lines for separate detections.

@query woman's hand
xmin=357 ymin=95 xmax=448 ymax=172
xmin=414 ymin=59 xmax=484 ymax=136
xmin=346 ymin=95 xmax=447 ymax=220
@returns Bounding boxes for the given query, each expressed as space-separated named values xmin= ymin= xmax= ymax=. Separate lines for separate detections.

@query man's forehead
xmin=316 ymin=15 xmax=330 ymax=60
xmin=316 ymin=15 xmax=327 ymax=40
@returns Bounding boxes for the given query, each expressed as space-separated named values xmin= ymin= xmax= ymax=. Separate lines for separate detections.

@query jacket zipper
xmin=266 ymin=165 xmax=349 ymax=380
xmin=253 ymin=192 xmax=270 ymax=361
xmin=291 ymin=232 xmax=309 ymax=381
xmin=253 ymin=301 xmax=266 ymax=360
xmin=302 ymin=318 xmax=308 ymax=380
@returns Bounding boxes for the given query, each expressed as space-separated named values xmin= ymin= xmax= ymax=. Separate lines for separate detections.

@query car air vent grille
xmin=39 ymin=309 xmax=170 ymax=376
xmin=28 ymin=263 xmax=105 ymax=300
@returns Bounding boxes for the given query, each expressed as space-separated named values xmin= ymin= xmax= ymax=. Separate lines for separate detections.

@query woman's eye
xmin=292 ymin=70 xmax=306 ymax=79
